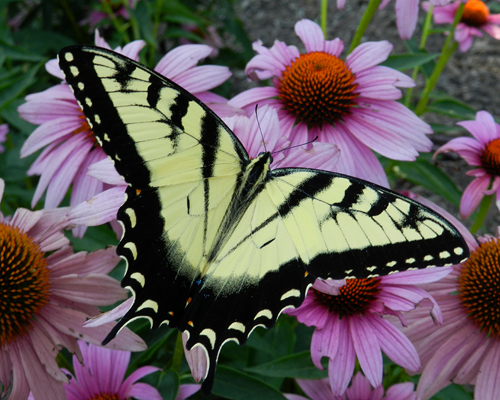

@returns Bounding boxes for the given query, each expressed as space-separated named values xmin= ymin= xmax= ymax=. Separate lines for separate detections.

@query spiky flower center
xmin=461 ymin=0 xmax=489 ymax=27
xmin=480 ymin=138 xmax=500 ymax=175
xmin=278 ymin=52 xmax=359 ymax=128
xmin=312 ymin=278 xmax=381 ymax=318
xmin=458 ymin=239 xmax=500 ymax=336
xmin=89 ymin=393 xmax=122 ymax=400
xmin=0 ymin=223 xmax=51 ymax=346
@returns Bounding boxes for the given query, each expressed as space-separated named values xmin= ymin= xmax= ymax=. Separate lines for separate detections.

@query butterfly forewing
xmin=58 ymin=45 xmax=469 ymax=395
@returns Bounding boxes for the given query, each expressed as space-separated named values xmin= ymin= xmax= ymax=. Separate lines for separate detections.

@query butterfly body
xmin=58 ymin=45 xmax=469 ymax=394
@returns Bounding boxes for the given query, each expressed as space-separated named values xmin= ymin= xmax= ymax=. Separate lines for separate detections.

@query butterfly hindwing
xmin=58 ymin=45 xmax=469 ymax=395
xmin=267 ymin=169 xmax=467 ymax=279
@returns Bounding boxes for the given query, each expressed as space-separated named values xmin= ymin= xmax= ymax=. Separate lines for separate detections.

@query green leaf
xmin=428 ymin=123 xmax=463 ymax=134
xmin=0 ymin=45 xmax=45 ymax=62
xmin=425 ymin=95 xmax=476 ymax=120
xmin=0 ymin=63 xmax=41 ymax=111
xmin=213 ymin=365 xmax=288 ymax=400
xmin=128 ymin=1 xmax=155 ymax=47
xmin=0 ymin=99 xmax=38 ymax=135
xmin=11 ymin=29 xmax=74 ymax=55
xmin=157 ymin=370 xmax=180 ymax=400
xmin=388 ymin=156 xmax=462 ymax=208
xmin=403 ymin=40 xmax=435 ymax=77
xmin=431 ymin=383 xmax=473 ymax=400
xmin=70 ymin=225 xmax=118 ymax=253
xmin=381 ymin=53 xmax=440 ymax=71
xmin=245 ymin=351 xmax=328 ymax=379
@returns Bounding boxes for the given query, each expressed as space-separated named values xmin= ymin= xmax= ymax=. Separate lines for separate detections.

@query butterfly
xmin=58 ymin=45 xmax=469 ymax=394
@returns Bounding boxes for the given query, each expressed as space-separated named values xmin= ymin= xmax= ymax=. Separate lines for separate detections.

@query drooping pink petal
xmin=295 ymin=19 xmax=327 ymax=53
xmin=346 ymin=372 xmax=380 ymax=399
xmin=229 ymin=87 xmax=280 ymax=109
xmin=296 ymin=378 xmax=335 ymax=400
xmin=318 ymin=124 xmax=389 ymax=187
xmin=395 ymin=0 xmax=419 ymax=39
xmin=52 ymin=275 xmax=127 ymax=305
xmin=384 ymin=382 xmax=416 ymax=400
xmin=344 ymin=112 xmax=420 ymax=161
xmin=346 ymin=41 xmax=393 ymax=74
xmin=328 ymin=322 xmax=356 ymax=396
xmin=310 ymin=317 xmax=341 ymax=370
xmin=17 ymin=340 xmax=67 ymax=400
xmin=416 ymin=324 xmax=479 ymax=399
xmin=435 ymin=136 xmax=483 ymax=166
xmin=44 ymin=303 xmax=146 ymax=351
xmin=349 ymin=315 xmax=383 ymax=388
xmin=20 ymin=116 xmax=81 ymax=157
xmin=175 ymin=384 xmax=202 ymax=400
xmin=475 ymin=342 xmax=500 ymax=400
xmin=183 ymin=333 xmax=208 ymax=382
xmin=458 ymin=110 xmax=499 ymax=144
xmin=128 ymin=382 xmax=164 ymax=400
xmin=460 ymin=175 xmax=491 ymax=219
xmin=369 ymin=315 xmax=420 ymax=371
xmin=68 ymin=185 xmax=126 ymax=227
xmin=154 ymin=44 xmax=214 ymax=78
xmin=174 ymin=65 xmax=231 ymax=93
xmin=44 ymin=138 xmax=94 ymax=208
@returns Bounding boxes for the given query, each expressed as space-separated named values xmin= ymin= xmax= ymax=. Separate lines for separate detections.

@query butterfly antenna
xmin=270 ymin=136 xmax=319 ymax=156
xmin=254 ymin=104 xmax=268 ymax=153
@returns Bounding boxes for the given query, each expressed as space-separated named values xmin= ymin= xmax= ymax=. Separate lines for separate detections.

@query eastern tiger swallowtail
xmin=58 ymin=45 xmax=469 ymax=394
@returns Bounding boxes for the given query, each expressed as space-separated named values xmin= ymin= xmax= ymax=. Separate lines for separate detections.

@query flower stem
xmin=414 ymin=3 xmax=464 ymax=115
xmin=102 ymin=0 xmax=131 ymax=43
xmin=321 ymin=0 xmax=328 ymax=37
xmin=404 ymin=4 xmax=435 ymax=107
xmin=171 ymin=331 xmax=184 ymax=373
xmin=348 ymin=0 xmax=382 ymax=54
xmin=470 ymin=193 xmax=494 ymax=234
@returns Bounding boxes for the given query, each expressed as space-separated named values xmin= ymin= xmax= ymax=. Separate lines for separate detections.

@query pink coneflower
xmin=285 ymin=372 xmax=416 ymax=400
xmin=229 ymin=19 xmax=432 ymax=187
xmin=61 ymin=340 xmax=200 ymax=400
xmin=68 ymin=105 xmax=340 ymax=229
xmin=0 ymin=179 xmax=145 ymax=400
xmin=434 ymin=110 xmax=500 ymax=218
xmin=424 ymin=0 xmax=500 ymax=51
xmin=395 ymin=197 xmax=500 ymax=399
xmin=19 ymin=33 xmax=231 ymax=237
xmin=285 ymin=266 xmax=451 ymax=396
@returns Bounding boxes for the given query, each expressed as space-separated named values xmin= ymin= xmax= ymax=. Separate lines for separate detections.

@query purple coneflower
xmin=19 ymin=33 xmax=231 ymax=237
xmin=394 ymin=194 xmax=500 ymax=400
xmin=424 ymin=0 xmax=500 ymax=51
xmin=229 ymin=19 xmax=432 ymax=187
xmin=285 ymin=371 xmax=416 ymax=400
xmin=434 ymin=110 xmax=500 ymax=218
xmin=0 ymin=178 xmax=145 ymax=400
xmin=61 ymin=340 xmax=200 ymax=400
xmin=285 ymin=265 xmax=451 ymax=396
